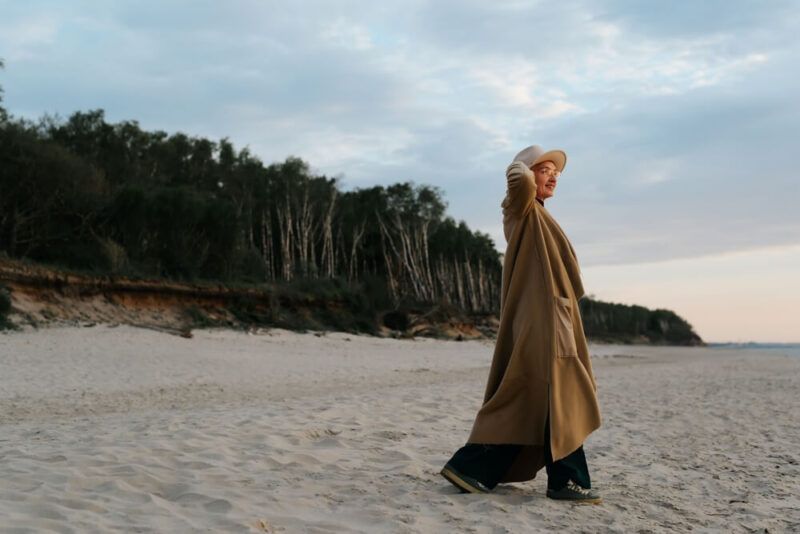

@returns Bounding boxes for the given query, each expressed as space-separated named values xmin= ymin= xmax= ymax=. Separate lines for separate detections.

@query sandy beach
xmin=1 ymin=325 xmax=798 ymax=533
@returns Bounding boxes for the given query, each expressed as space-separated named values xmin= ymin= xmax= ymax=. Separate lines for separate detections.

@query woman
xmin=440 ymin=144 xmax=602 ymax=503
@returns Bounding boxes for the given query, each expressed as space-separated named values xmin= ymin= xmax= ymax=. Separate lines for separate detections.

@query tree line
xmin=579 ymin=297 xmax=702 ymax=345
xmin=0 ymin=69 xmax=501 ymax=312
xmin=0 ymin=68 xmax=704 ymax=343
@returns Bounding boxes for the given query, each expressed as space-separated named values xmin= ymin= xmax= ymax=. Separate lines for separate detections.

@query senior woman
xmin=440 ymin=145 xmax=602 ymax=503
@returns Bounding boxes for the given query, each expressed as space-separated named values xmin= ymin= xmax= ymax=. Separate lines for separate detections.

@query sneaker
xmin=440 ymin=463 xmax=491 ymax=494
xmin=546 ymin=479 xmax=602 ymax=504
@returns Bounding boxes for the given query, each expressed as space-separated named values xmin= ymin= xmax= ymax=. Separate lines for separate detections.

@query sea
xmin=707 ymin=342 xmax=800 ymax=358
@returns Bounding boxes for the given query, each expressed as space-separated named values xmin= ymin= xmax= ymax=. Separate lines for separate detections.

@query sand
xmin=1 ymin=324 xmax=798 ymax=533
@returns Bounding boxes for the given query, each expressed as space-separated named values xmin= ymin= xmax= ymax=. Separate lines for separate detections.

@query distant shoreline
xmin=707 ymin=341 xmax=800 ymax=348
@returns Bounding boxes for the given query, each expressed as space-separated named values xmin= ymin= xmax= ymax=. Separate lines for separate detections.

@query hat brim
xmin=531 ymin=150 xmax=567 ymax=173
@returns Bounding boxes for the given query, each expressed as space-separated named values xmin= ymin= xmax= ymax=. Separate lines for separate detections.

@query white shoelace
xmin=566 ymin=480 xmax=593 ymax=495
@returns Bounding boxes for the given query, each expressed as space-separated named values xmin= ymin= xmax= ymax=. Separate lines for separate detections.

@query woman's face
xmin=531 ymin=160 xmax=560 ymax=200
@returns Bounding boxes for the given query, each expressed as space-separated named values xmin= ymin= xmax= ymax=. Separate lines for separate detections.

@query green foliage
xmin=183 ymin=306 xmax=216 ymax=328
xmin=0 ymin=94 xmax=699 ymax=341
xmin=0 ymin=121 xmax=108 ymax=269
xmin=104 ymin=185 xmax=240 ymax=279
xmin=579 ymin=297 xmax=701 ymax=345
xmin=0 ymin=285 xmax=10 ymax=314
xmin=0 ymin=284 xmax=14 ymax=330
xmin=0 ymin=107 xmax=503 ymax=302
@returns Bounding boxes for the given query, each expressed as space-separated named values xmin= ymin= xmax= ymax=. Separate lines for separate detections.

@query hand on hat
xmin=504 ymin=161 xmax=538 ymax=217
xmin=506 ymin=161 xmax=534 ymax=183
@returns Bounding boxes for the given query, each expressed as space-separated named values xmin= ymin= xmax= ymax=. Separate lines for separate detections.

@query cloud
xmin=322 ymin=17 xmax=374 ymax=51
xmin=0 ymin=0 xmax=797 ymax=269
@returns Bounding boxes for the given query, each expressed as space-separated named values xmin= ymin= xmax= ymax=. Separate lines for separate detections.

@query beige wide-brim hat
xmin=511 ymin=144 xmax=567 ymax=172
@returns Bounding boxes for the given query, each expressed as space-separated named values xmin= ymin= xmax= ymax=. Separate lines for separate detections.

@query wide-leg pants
xmin=444 ymin=413 xmax=592 ymax=491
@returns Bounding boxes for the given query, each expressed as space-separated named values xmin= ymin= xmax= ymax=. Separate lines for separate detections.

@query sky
xmin=1 ymin=1 xmax=799 ymax=342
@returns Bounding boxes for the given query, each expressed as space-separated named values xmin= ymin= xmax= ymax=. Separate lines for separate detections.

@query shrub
xmin=0 ymin=284 xmax=14 ymax=330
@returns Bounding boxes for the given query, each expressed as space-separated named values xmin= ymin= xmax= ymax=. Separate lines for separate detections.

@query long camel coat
xmin=466 ymin=162 xmax=601 ymax=483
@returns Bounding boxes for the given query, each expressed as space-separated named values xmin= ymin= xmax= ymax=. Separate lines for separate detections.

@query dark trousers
xmin=445 ymin=414 xmax=591 ymax=491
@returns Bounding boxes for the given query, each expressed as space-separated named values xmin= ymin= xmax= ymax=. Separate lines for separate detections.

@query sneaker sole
xmin=440 ymin=466 xmax=489 ymax=494
xmin=547 ymin=494 xmax=603 ymax=504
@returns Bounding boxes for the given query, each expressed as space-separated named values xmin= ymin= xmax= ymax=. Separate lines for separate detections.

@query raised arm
xmin=503 ymin=161 xmax=537 ymax=218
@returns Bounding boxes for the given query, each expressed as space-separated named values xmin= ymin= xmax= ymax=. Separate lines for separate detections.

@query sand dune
xmin=1 ymin=325 xmax=798 ymax=532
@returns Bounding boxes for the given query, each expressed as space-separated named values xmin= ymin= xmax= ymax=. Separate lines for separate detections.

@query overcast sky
xmin=2 ymin=1 xmax=799 ymax=342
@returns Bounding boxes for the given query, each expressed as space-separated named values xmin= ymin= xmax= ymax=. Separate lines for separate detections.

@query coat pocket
xmin=554 ymin=295 xmax=578 ymax=357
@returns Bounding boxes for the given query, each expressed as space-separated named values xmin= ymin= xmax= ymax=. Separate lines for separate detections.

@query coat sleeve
xmin=504 ymin=161 xmax=537 ymax=218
